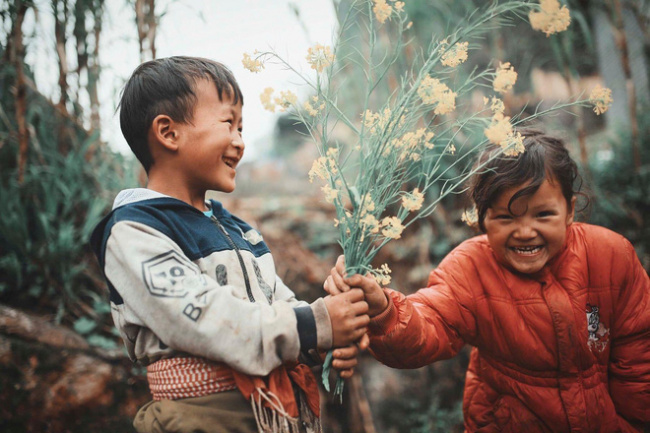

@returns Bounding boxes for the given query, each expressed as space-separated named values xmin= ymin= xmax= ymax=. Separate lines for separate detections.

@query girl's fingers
xmin=330 ymin=266 xmax=350 ymax=292
xmin=335 ymin=255 xmax=347 ymax=276
xmin=323 ymin=275 xmax=343 ymax=295
xmin=358 ymin=333 xmax=370 ymax=351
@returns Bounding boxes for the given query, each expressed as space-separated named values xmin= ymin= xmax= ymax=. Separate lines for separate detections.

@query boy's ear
xmin=566 ymin=196 xmax=577 ymax=225
xmin=150 ymin=114 xmax=179 ymax=152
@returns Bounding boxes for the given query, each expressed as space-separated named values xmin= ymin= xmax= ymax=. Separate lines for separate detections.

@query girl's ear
xmin=151 ymin=114 xmax=179 ymax=152
xmin=566 ymin=196 xmax=577 ymax=225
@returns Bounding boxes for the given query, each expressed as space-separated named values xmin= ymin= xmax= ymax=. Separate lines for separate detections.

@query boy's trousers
xmin=134 ymin=389 xmax=258 ymax=433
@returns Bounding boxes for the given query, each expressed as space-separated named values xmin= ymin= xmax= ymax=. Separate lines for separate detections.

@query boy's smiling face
xmin=175 ymin=79 xmax=244 ymax=194
xmin=483 ymin=178 xmax=575 ymax=275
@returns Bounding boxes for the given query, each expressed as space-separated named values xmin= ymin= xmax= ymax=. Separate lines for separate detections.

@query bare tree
xmin=135 ymin=0 xmax=156 ymax=62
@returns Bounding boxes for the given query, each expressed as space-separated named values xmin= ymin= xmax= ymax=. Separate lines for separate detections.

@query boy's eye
xmin=537 ymin=211 xmax=555 ymax=217
xmin=495 ymin=214 xmax=512 ymax=220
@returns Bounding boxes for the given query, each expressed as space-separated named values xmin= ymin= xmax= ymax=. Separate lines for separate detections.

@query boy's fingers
xmin=333 ymin=357 xmax=358 ymax=370
xmin=352 ymin=315 xmax=370 ymax=330
xmin=351 ymin=301 xmax=369 ymax=316
xmin=350 ymin=327 xmax=368 ymax=342
xmin=333 ymin=345 xmax=359 ymax=360
xmin=343 ymin=288 xmax=365 ymax=302
xmin=338 ymin=368 xmax=355 ymax=379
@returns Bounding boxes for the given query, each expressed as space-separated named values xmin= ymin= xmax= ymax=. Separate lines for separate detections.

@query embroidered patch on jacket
xmin=141 ymin=250 xmax=198 ymax=298
xmin=586 ymin=303 xmax=610 ymax=354
xmin=243 ymin=229 xmax=263 ymax=245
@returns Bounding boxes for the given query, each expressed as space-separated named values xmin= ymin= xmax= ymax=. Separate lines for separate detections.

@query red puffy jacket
xmin=368 ymin=223 xmax=650 ymax=432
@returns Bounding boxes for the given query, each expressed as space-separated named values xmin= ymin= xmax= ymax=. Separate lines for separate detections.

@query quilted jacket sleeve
xmin=367 ymin=247 xmax=478 ymax=369
xmin=609 ymin=238 xmax=650 ymax=427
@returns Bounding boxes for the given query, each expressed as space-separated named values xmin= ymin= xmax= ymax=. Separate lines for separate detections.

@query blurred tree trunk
xmin=135 ymin=0 xmax=156 ymax=62
xmin=53 ymin=0 xmax=70 ymax=117
xmin=9 ymin=0 xmax=29 ymax=184
xmin=88 ymin=2 xmax=102 ymax=134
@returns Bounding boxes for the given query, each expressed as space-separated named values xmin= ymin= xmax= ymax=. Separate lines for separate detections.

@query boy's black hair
xmin=469 ymin=128 xmax=584 ymax=231
xmin=118 ymin=56 xmax=243 ymax=172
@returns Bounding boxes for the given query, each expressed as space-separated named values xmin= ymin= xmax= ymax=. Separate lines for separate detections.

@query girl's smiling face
xmin=483 ymin=178 xmax=576 ymax=275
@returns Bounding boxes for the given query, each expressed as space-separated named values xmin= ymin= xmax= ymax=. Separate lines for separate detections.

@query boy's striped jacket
xmin=90 ymin=188 xmax=332 ymax=375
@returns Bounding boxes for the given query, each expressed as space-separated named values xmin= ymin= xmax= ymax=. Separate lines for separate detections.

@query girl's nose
xmin=514 ymin=222 xmax=537 ymax=239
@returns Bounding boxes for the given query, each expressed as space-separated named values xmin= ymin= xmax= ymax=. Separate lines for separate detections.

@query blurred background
xmin=0 ymin=0 xmax=648 ymax=432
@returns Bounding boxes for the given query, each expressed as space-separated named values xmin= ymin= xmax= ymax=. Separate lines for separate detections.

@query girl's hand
xmin=324 ymin=255 xmax=389 ymax=317
xmin=330 ymin=333 xmax=370 ymax=378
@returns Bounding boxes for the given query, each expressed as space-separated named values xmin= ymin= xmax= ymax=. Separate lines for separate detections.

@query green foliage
xmin=587 ymin=111 xmax=650 ymax=268
xmin=0 ymin=58 xmax=138 ymax=329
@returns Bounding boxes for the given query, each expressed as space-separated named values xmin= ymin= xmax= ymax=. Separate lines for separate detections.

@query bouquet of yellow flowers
xmin=244 ymin=0 xmax=610 ymax=398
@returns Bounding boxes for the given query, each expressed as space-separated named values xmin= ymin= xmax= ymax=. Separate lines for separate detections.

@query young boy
xmin=90 ymin=56 xmax=370 ymax=433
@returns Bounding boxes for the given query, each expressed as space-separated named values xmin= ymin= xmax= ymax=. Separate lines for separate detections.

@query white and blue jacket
xmin=90 ymin=188 xmax=332 ymax=376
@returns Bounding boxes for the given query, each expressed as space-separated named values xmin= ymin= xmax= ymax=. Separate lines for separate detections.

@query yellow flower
xmin=321 ymin=184 xmax=339 ymax=203
xmin=393 ymin=1 xmax=405 ymax=13
xmin=484 ymin=112 xmax=513 ymax=145
xmin=309 ymin=157 xmax=328 ymax=183
xmin=484 ymin=113 xmax=525 ymax=157
xmin=461 ymin=207 xmax=478 ymax=227
xmin=402 ymin=188 xmax=424 ymax=212
xmin=447 ymin=144 xmax=456 ymax=155
xmin=274 ymin=90 xmax=297 ymax=112
xmin=242 ymin=52 xmax=264 ymax=73
xmin=309 ymin=147 xmax=340 ymax=183
xmin=417 ymin=76 xmax=456 ymax=115
xmin=589 ymin=85 xmax=613 ymax=115
xmin=359 ymin=193 xmax=376 ymax=216
xmin=362 ymin=108 xmax=392 ymax=135
xmin=260 ymin=87 xmax=276 ymax=112
xmin=485 ymin=96 xmax=505 ymax=114
xmin=372 ymin=263 xmax=392 ymax=286
xmin=304 ymin=96 xmax=325 ymax=116
xmin=494 ymin=62 xmax=517 ymax=94
xmin=441 ymin=41 xmax=469 ymax=68
xmin=360 ymin=214 xmax=380 ymax=234
xmin=381 ymin=216 xmax=405 ymax=239
xmin=306 ymin=44 xmax=334 ymax=73
xmin=529 ymin=0 xmax=571 ymax=37
xmin=502 ymin=131 xmax=525 ymax=157
xmin=373 ymin=0 xmax=393 ymax=24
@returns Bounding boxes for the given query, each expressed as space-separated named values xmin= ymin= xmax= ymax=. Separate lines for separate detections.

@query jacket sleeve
xmin=274 ymin=274 xmax=333 ymax=352
xmin=104 ymin=220 xmax=321 ymax=376
xmin=368 ymin=250 xmax=478 ymax=369
xmin=609 ymin=238 xmax=650 ymax=426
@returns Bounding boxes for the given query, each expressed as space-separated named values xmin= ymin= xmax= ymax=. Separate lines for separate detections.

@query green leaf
xmin=73 ymin=317 xmax=97 ymax=335
xmin=87 ymin=334 xmax=118 ymax=350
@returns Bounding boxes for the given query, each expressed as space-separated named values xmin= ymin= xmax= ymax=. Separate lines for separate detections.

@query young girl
xmin=325 ymin=130 xmax=650 ymax=432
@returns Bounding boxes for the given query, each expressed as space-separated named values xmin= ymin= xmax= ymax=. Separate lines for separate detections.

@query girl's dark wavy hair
xmin=468 ymin=128 xmax=587 ymax=232
xmin=118 ymin=56 xmax=243 ymax=173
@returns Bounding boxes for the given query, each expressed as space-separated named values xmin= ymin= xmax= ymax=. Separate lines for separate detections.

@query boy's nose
xmin=232 ymin=135 xmax=245 ymax=150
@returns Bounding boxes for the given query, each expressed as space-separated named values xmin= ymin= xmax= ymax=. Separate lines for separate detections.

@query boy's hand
xmin=324 ymin=255 xmax=389 ymax=317
xmin=324 ymin=289 xmax=369 ymax=347
xmin=331 ymin=333 xmax=370 ymax=378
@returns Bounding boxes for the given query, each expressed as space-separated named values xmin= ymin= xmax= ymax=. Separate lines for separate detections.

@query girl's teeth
xmin=512 ymin=246 xmax=542 ymax=255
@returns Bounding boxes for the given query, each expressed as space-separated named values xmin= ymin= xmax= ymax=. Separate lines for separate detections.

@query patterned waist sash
xmin=146 ymin=356 xmax=236 ymax=401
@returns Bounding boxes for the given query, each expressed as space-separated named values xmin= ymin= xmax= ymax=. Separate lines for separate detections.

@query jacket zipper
xmin=210 ymin=215 xmax=255 ymax=303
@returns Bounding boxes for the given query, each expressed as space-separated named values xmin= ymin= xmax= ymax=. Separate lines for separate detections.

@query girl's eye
xmin=224 ymin=119 xmax=233 ymax=124
xmin=495 ymin=214 xmax=512 ymax=220
xmin=537 ymin=211 xmax=554 ymax=217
